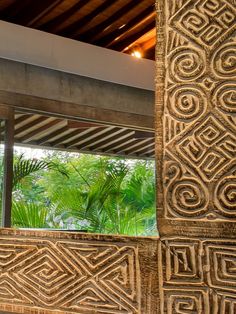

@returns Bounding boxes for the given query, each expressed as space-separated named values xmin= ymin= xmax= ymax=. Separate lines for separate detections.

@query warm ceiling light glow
xmin=131 ymin=50 xmax=142 ymax=58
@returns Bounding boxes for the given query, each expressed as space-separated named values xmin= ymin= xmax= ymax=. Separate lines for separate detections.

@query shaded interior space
xmin=0 ymin=0 xmax=156 ymax=60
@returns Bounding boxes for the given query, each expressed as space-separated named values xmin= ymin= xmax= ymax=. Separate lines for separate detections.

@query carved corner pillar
xmin=156 ymin=0 xmax=236 ymax=312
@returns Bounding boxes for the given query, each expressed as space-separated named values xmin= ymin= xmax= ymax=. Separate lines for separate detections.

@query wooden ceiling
xmin=0 ymin=0 xmax=156 ymax=60
xmin=13 ymin=112 xmax=155 ymax=159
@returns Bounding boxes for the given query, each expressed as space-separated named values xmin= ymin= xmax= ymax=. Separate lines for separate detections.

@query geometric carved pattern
xmin=170 ymin=0 xmax=236 ymax=49
xmin=156 ymin=0 xmax=236 ymax=312
xmin=159 ymin=0 xmax=236 ymax=222
xmin=159 ymin=238 xmax=236 ymax=313
xmin=0 ymin=231 xmax=154 ymax=314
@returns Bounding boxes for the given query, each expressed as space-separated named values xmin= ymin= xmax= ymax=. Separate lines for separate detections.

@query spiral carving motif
xmin=169 ymin=47 xmax=205 ymax=82
xmin=214 ymin=83 xmax=236 ymax=114
xmin=174 ymin=299 xmax=197 ymax=312
xmin=168 ymin=86 xmax=206 ymax=122
xmin=215 ymin=176 xmax=236 ymax=217
xmin=167 ymin=178 xmax=208 ymax=218
xmin=212 ymin=43 xmax=236 ymax=78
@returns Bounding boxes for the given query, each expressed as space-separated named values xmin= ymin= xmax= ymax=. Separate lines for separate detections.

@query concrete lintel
xmin=0 ymin=58 xmax=154 ymax=129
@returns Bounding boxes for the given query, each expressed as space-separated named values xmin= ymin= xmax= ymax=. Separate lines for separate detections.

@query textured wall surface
xmin=156 ymin=0 xmax=236 ymax=312
xmin=0 ymin=229 xmax=158 ymax=314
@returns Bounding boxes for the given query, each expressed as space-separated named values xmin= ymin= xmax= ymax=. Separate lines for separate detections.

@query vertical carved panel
xmin=156 ymin=0 xmax=236 ymax=312
xmin=156 ymin=0 xmax=236 ymax=235
xmin=0 ymin=229 xmax=159 ymax=314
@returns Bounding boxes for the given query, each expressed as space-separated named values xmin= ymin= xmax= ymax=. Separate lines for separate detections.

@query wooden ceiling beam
xmin=67 ymin=127 xmax=107 ymax=148
xmin=51 ymin=128 xmax=86 ymax=147
xmin=89 ymin=129 xmax=130 ymax=151
xmin=59 ymin=0 xmax=114 ymax=38
xmin=0 ymin=0 xmax=31 ymax=21
xmin=19 ymin=119 xmax=62 ymax=143
xmin=26 ymin=0 xmax=63 ymax=27
xmin=139 ymin=32 xmax=156 ymax=52
xmin=110 ymin=20 xmax=155 ymax=52
xmin=12 ymin=0 xmax=62 ymax=26
xmin=36 ymin=125 xmax=68 ymax=145
xmin=40 ymin=0 xmax=88 ymax=32
xmin=14 ymin=114 xmax=33 ymax=126
xmin=76 ymin=0 xmax=141 ymax=43
xmin=115 ymin=138 xmax=152 ymax=154
xmin=76 ymin=127 xmax=120 ymax=150
xmin=14 ymin=116 xmax=48 ymax=136
xmin=113 ymin=139 xmax=140 ymax=154
xmin=123 ymin=27 xmax=156 ymax=51
xmin=96 ymin=6 xmax=155 ymax=47
xmin=125 ymin=139 xmax=153 ymax=155
xmin=137 ymin=144 xmax=155 ymax=156
xmin=102 ymin=133 xmax=135 ymax=152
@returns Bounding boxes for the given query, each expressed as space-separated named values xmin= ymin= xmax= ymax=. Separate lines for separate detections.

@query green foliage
xmin=13 ymin=154 xmax=68 ymax=188
xmin=12 ymin=201 xmax=49 ymax=228
xmin=10 ymin=150 xmax=157 ymax=236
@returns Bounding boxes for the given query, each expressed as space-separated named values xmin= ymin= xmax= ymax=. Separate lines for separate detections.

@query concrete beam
xmin=0 ymin=58 xmax=154 ymax=130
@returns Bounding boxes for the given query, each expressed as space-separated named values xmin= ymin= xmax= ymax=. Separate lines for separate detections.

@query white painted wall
xmin=0 ymin=20 xmax=155 ymax=91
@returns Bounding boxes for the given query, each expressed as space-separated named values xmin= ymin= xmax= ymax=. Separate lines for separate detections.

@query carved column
xmin=156 ymin=0 xmax=236 ymax=312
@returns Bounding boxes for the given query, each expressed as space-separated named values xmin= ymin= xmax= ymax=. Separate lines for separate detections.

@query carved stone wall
xmin=0 ymin=229 xmax=158 ymax=314
xmin=156 ymin=0 xmax=236 ymax=312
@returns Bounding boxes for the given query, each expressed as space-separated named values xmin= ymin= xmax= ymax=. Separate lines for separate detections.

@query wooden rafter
xmin=76 ymin=127 xmax=121 ymax=150
xmin=68 ymin=127 xmax=108 ymax=149
xmin=40 ymin=0 xmax=88 ymax=32
xmin=114 ymin=139 xmax=149 ymax=154
xmin=51 ymin=128 xmax=86 ymax=147
xmin=76 ymin=0 xmax=141 ymax=43
xmin=14 ymin=116 xmax=48 ymax=136
xmin=125 ymin=139 xmax=154 ymax=155
xmin=19 ymin=119 xmax=62 ymax=143
xmin=102 ymin=133 xmax=135 ymax=153
xmin=96 ymin=6 xmax=155 ymax=47
xmin=13 ymin=0 xmax=62 ymax=26
xmin=89 ymin=129 xmax=130 ymax=151
xmin=59 ymin=0 xmax=114 ymax=38
xmin=36 ymin=125 xmax=68 ymax=146
xmin=111 ymin=20 xmax=155 ymax=51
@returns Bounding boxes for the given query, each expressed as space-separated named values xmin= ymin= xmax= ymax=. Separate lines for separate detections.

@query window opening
xmin=11 ymin=111 xmax=157 ymax=236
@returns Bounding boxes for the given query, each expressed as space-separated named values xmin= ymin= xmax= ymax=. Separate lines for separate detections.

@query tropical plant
xmin=9 ymin=154 xmax=68 ymax=227
xmin=12 ymin=201 xmax=49 ymax=228
xmin=8 ymin=151 xmax=157 ymax=236
xmin=13 ymin=154 xmax=68 ymax=188
xmin=41 ymin=157 xmax=156 ymax=235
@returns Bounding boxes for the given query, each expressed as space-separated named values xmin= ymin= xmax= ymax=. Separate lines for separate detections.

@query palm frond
xmin=12 ymin=201 xmax=49 ymax=228
xmin=13 ymin=154 xmax=68 ymax=188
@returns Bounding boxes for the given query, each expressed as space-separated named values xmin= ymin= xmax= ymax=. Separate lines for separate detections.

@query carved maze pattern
xmin=0 ymin=237 xmax=141 ymax=313
xmin=159 ymin=238 xmax=236 ymax=313
xmin=163 ymin=0 xmax=236 ymax=221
